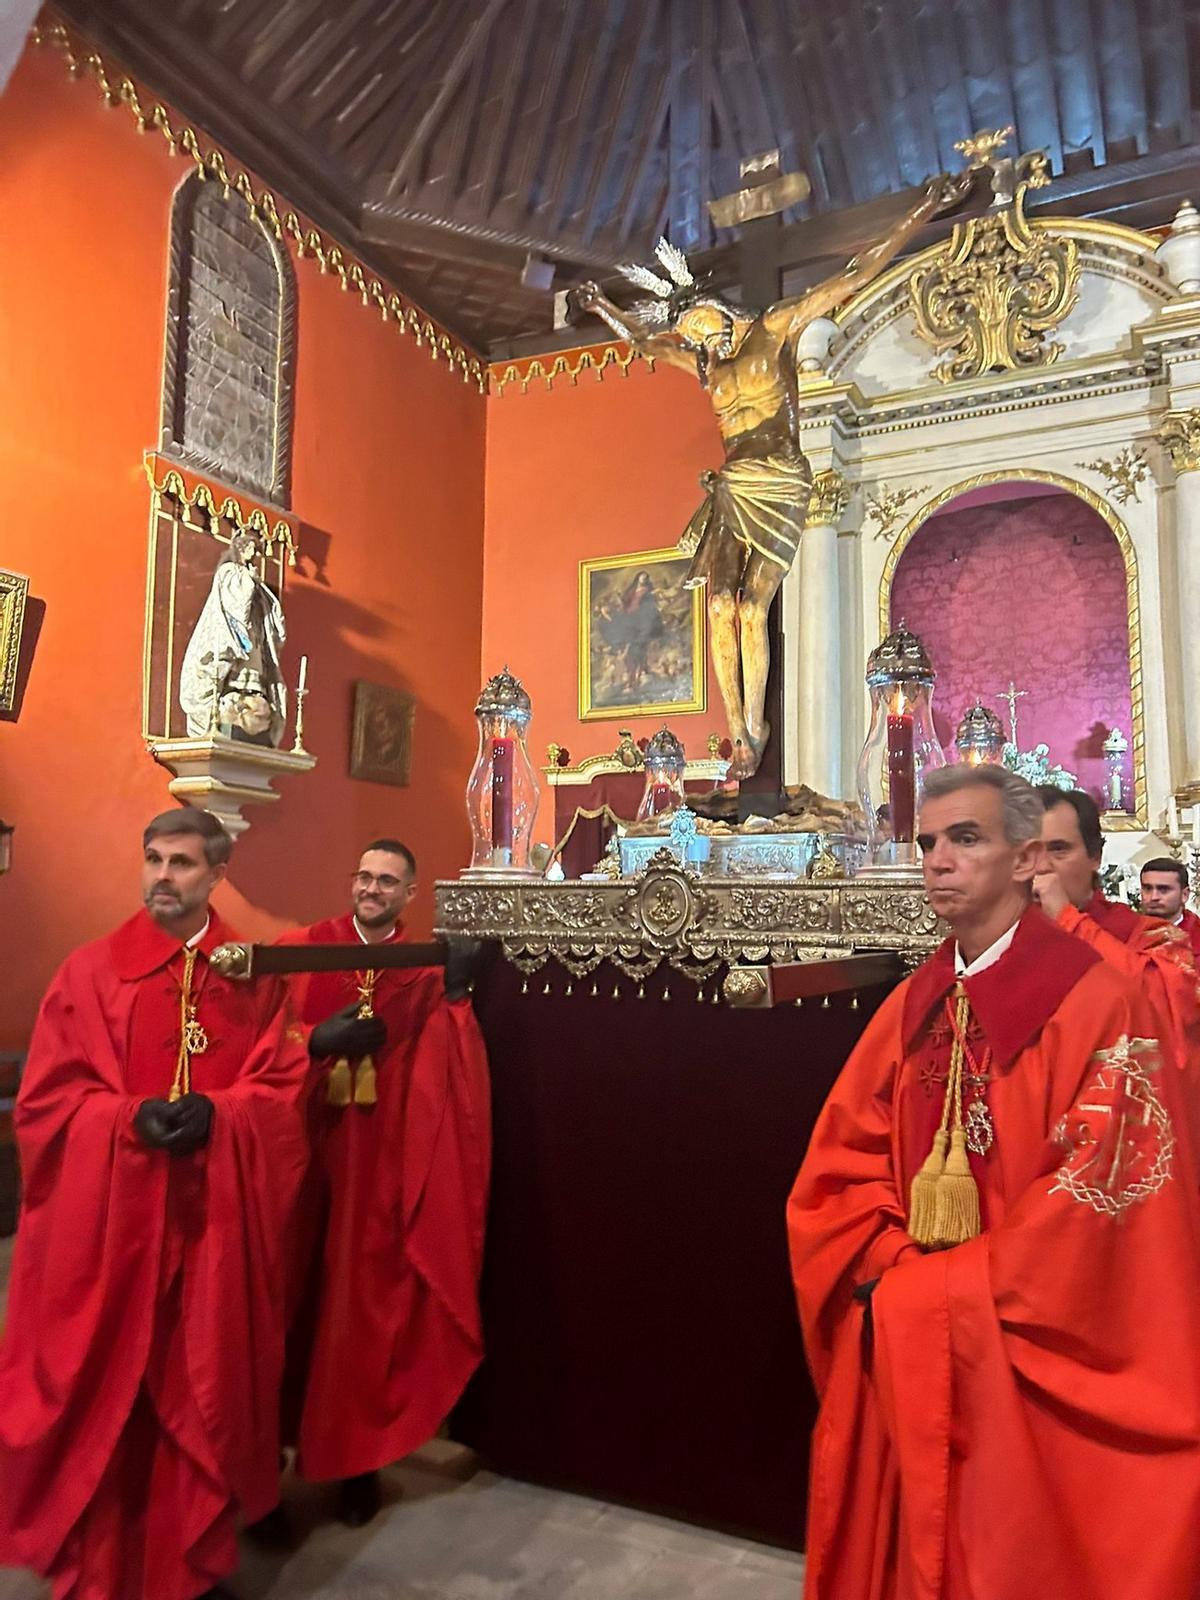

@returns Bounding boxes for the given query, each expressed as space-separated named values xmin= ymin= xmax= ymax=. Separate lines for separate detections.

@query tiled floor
xmin=0 ymin=1459 xmax=805 ymax=1599
xmin=0 ymin=1231 xmax=805 ymax=1599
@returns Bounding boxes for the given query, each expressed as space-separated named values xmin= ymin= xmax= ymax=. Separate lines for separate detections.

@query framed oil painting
xmin=579 ymin=547 xmax=705 ymax=721
xmin=350 ymin=681 xmax=415 ymax=787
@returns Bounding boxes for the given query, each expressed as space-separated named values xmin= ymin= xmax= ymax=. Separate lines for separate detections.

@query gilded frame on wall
xmin=350 ymin=681 xmax=415 ymax=787
xmin=879 ymin=469 xmax=1147 ymax=830
xmin=579 ymin=547 xmax=705 ymax=722
xmin=0 ymin=570 xmax=30 ymax=714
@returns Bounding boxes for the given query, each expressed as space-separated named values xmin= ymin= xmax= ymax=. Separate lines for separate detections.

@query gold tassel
xmin=908 ymin=983 xmax=983 ymax=1248
xmin=907 ymin=1129 xmax=949 ymax=1246
xmin=327 ymin=1057 xmax=353 ymax=1106
xmin=931 ymin=1127 xmax=981 ymax=1244
xmin=353 ymin=1054 xmax=377 ymax=1105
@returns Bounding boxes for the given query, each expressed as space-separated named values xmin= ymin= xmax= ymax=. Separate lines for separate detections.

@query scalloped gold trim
xmin=32 ymin=17 xmax=485 ymax=391
xmin=143 ymin=457 xmax=298 ymax=562
xmin=879 ymin=469 xmax=1147 ymax=830
xmin=488 ymin=341 xmax=652 ymax=396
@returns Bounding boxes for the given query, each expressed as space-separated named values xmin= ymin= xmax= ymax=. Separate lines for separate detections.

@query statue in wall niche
xmin=179 ymin=529 xmax=287 ymax=745
xmin=570 ymin=171 xmax=972 ymax=779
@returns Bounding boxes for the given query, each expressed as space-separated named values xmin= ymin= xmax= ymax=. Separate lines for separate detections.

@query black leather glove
xmin=444 ymin=938 xmax=485 ymax=1002
xmin=134 ymin=1098 xmax=176 ymax=1149
xmin=309 ymin=1002 xmax=387 ymax=1060
xmin=160 ymin=1092 xmax=214 ymax=1156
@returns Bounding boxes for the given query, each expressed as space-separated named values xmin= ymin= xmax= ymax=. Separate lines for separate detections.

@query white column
xmin=795 ymin=469 xmax=849 ymax=797
xmin=1161 ymin=410 xmax=1200 ymax=786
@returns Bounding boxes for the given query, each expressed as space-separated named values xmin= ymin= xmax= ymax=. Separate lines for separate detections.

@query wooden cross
xmin=995 ymin=681 xmax=1029 ymax=746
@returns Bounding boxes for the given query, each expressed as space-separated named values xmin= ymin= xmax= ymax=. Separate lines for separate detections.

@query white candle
xmin=298 ymin=654 xmax=308 ymax=694
xmin=1168 ymin=795 xmax=1179 ymax=836
xmin=1192 ymin=807 xmax=1200 ymax=847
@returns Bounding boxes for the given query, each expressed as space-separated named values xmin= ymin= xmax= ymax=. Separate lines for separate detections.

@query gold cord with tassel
xmin=327 ymin=969 xmax=379 ymax=1107
xmin=169 ymin=946 xmax=208 ymax=1102
xmin=908 ymin=983 xmax=982 ymax=1248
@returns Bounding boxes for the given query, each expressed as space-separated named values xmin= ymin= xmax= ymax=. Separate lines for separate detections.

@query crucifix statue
xmin=995 ymin=681 xmax=1029 ymax=746
xmin=570 ymin=159 xmax=973 ymax=781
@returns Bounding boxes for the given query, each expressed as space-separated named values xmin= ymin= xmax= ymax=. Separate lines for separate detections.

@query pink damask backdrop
xmin=890 ymin=488 xmax=1133 ymax=807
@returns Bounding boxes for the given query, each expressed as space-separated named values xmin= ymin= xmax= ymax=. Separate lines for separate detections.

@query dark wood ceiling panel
xmin=49 ymin=0 xmax=1200 ymax=354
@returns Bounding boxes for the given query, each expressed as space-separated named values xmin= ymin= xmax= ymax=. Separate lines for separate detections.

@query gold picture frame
xmin=0 ymin=570 xmax=30 ymax=714
xmin=350 ymin=681 xmax=415 ymax=787
xmin=579 ymin=547 xmax=705 ymax=721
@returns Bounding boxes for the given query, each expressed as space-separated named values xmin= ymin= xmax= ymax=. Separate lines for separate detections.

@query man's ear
xmin=1013 ymin=837 xmax=1046 ymax=884
xmin=209 ymin=861 xmax=228 ymax=890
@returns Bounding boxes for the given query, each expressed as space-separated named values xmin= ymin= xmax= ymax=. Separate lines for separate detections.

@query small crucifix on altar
xmin=995 ymin=680 xmax=1029 ymax=746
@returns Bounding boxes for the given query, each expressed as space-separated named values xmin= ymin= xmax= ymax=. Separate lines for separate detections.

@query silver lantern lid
xmin=475 ymin=665 xmax=532 ymax=728
xmin=955 ymin=700 xmax=1005 ymax=753
xmin=865 ymin=622 xmax=935 ymax=689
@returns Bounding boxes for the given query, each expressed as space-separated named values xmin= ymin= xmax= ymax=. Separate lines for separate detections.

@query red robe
xmin=0 ymin=910 xmax=309 ymax=1600
xmin=1177 ymin=906 xmax=1200 ymax=957
xmin=788 ymin=908 xmax=1200 ymax=1600
xmin=280 ymin=915 xmax=491 ymax=1481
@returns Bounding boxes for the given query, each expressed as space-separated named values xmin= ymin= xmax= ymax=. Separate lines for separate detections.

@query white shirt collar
xmin=185 ymin=915 xmax=210 ymax=950
xmin=1175 ymin=911 xmax=1186 ymax=927
xmin=954 ymin=918 xmax=1020 ymax=979
xmin=354 ymin=914 xmax=395 ymax=945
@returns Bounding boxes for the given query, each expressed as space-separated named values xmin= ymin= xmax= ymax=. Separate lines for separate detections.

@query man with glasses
xmin=279 ymin=840 xmax=490 ymax=1527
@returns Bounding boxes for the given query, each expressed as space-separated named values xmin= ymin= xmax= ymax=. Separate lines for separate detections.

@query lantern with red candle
xmin=856 ymin=623 xmax=945 ymax=875
xmin=464 ymin=667 xmax=540 ymax=873
xmin=635 ymin=727 xmax=687 ymax=823
xmin=954 ymin=701 xmax=1006 ymax=768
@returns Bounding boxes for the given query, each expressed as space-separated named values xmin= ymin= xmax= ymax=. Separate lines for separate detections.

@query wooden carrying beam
xmin=723 ymin=953 xmax=904 ymax=1008
xmin=210 ymin=940 xmax=449 ymax=981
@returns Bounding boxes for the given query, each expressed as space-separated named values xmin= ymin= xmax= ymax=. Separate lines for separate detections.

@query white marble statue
xmin=179 ymin=530 xmax=287 ymax=744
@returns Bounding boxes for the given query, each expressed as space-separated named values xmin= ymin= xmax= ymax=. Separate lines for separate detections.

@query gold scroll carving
xmin=908 ymin=184 xmax=1080 ymax=384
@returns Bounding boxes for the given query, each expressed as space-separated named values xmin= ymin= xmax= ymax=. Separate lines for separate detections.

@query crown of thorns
xmin=617 ymin=238 xmax=732 ymax=332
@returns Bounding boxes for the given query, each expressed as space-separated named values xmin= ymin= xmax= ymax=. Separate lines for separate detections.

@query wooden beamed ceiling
xmin=54 ymin=0 xmax=1200 ymax=355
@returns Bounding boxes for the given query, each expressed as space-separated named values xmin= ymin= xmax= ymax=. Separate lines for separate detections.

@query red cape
xmin=0 ymin=910 xmax=309 ymax=1583
xmin=279 ymin=914 xmax=491 ymax=1480
xmin=788 ymin=908 xmax=1200 ymax=1600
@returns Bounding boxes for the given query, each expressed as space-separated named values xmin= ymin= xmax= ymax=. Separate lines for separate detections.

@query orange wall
xmin=0 ymin=44 xmax=485 ymax=1046
xmin=482 ymin=362 xmax=725 ymax=840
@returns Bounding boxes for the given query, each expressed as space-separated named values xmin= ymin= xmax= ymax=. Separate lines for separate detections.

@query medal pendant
xmin=965 ymin=1098 xmax=994 ymax=1156
xmin=184 ymin=1017 xmax=209 ymax=1055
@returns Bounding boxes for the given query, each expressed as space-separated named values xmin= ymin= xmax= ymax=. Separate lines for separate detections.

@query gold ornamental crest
xmin=908 ymin=184 xmax=1079 ymax=384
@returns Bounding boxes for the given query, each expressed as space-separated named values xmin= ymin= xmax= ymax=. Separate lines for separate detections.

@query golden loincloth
xmin=678 ymin=452 xmax=812 ymax=589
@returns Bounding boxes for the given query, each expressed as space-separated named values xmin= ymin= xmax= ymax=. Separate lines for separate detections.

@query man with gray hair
xmin=0 ymin=808 xmax=310 ymax=1600
xmin=788 ymin=764 xmax=1200 ymax=1600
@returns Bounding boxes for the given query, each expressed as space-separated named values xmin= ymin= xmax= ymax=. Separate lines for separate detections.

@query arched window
xmin=160 ymin=174 xmax=295 ymax=507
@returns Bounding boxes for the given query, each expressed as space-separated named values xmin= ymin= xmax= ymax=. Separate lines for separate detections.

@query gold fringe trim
xmin=31 ymin=16 xmax=486 ymax=392
xmin=144 ymin=459 xmax=298 ymax=564
xmin=488 ymin=342 xmax=653 ymax=397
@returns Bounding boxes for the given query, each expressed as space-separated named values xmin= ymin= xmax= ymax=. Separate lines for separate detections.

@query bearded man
xmin=0 ymin=808 xmax=309 ymax=1600
xmin=280 ymin=839 xmax=490 ymax=1527
xmin=1140 ymin=855 xmax=1200 ymax=955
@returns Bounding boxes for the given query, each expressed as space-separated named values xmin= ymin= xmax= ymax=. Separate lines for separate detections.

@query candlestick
xmin=886 ymin=711 xmax=915 ymax=843
xmin=298 ymin=653 xmax=308 ymax=694
xmin=491 ymin=736 xmax=515 ymax=861
xmin=292 ymin=686 xmax=309 ymax=754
